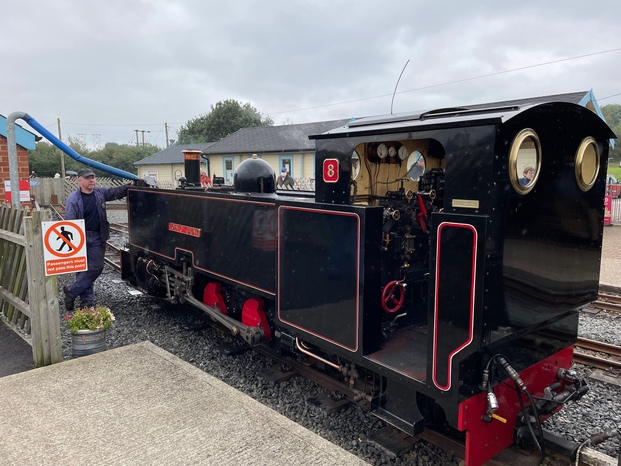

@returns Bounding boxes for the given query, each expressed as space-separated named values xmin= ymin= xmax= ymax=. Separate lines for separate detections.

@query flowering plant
xmin=64 ymin=305 xmax=115 ymax=334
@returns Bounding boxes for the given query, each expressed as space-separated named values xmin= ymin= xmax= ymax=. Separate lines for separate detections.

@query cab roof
xmin=309 ymin=104 xmax=530 ymax=140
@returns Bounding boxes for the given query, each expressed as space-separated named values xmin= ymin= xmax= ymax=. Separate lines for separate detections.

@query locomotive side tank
xmin=122 ymin=101 xmax=615 ymax=466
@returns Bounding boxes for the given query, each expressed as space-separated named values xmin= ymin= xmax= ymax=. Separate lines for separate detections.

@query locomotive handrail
xmin=9 ymin=112 xmax=139 ymax=181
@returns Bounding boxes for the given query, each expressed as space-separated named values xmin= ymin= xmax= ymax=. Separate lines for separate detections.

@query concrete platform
xmin=0 ymin=341 xmax=369 ymax=466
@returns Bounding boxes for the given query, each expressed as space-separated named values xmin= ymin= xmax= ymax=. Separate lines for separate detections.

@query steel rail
xmin=594 ymin=293 xmax=621 ymax=313
xmin=576 ymin=337 xmax=621 ymax=358
xmin=573 ymin=352 xmax=621 ymax=371
xmin=109 ymin=222 xmax=129 ymax=233
xmin=104 ymin=241 xmax=122 ymax=272
xmin=574 ymin=337 xmax=621 ymax=371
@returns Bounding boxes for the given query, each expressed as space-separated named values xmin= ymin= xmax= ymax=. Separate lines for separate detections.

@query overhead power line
xmin=600 ymin=92 xmax=621 ymax=101
xmin=38 ymin=46 xmax=621 ymax=132
xmin=267 ymin=46 xmax=621 ymax=115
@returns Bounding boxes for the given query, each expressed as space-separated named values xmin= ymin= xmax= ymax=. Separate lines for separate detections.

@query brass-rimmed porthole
xmin=509 ymin=128 xmax=541 ymax=195
xmin=575 ymin=136 xmax=599 ymax=192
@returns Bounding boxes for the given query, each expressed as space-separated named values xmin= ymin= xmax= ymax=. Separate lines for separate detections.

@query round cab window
xmin=407 ymin=150 xmax=426 ymax=181
xmin=509 ymin=129 xmax=541 ymax=195
xmin=575 ymin=137 xmax=599 ymax=192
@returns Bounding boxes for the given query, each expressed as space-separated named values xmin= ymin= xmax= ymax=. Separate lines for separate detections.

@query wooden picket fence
xmin=0 ymin=203 xmax=62 ymax=367
xmin=152 ymin=177 xmax=316 ymax=191
xmin=29 ymin=176 xmax=129 ymax=206
xmin=29 ymin=176 xmax=315 ymax=204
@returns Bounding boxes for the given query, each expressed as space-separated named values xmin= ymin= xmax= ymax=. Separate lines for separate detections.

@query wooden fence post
xmin=23 ymin=210 xmax=62 ymax=366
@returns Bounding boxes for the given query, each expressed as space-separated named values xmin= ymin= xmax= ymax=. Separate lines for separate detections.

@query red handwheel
xmin=382 ymin=280 xmax=405 ymax=313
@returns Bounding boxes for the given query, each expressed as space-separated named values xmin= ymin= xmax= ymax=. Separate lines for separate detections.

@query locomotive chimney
xmin=182 ymin=149 xmax=201 ymax=186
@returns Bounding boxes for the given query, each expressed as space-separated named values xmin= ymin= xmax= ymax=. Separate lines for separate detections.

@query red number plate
xmin=323 ymin=159 xmax=339 ymax=183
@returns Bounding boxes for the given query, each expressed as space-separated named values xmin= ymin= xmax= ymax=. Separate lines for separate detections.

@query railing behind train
xmin=29 ymin=177 xmax=129 ymax=206
xmin=611 ymin=197 xmax=621 ymax=224
xmin=149 ymin=178 xmax=316 ymax=191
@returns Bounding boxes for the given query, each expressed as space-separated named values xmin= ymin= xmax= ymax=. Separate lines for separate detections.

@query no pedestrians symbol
xmin=41 ymin=220 xmax=88 ymax=276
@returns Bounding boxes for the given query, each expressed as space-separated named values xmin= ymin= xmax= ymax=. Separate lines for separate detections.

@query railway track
xmin=49 ymin=203 xmax=65 ymax=220
xmin=594 ymin=292 xmax=621 ymax=313
xmin=574 ymin=337 xmax=621 ymax=371
xmin=104 ymin=241 xmax=122 ymax=272
xmin=105 ymin=223 xmax=128 ymax=272
xmin=109 ymin=222 xmax=128 ymax=234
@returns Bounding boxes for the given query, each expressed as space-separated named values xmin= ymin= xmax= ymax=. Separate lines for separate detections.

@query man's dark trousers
xmin=65 ymin=231 xmax=105 ymax=304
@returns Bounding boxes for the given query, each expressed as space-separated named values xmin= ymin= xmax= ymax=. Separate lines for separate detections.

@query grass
xmin=608 ymin=166 xmax=621 ymax=179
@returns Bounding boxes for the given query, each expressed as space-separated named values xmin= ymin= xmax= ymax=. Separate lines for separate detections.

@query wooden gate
xmin=0 ymin=203 xmax=62 ymax=366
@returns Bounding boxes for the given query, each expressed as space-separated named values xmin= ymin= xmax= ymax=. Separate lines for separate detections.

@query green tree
xmin=602 ymin=104 xmax=621 ymax=128
xmin=602 ymin=104 xmax=621 ymax=166
xmin=28 ymin=141 xmax=62 ymax=177
xmin=177 ymin=99 xmax=273 ymax=143
xmin=29 ymin=139 xmax=160 ymax=178
xmin=28 ymin=137 xmax=90 ymax=177
xmin=90 ymin=143 xmax=160 ymax=176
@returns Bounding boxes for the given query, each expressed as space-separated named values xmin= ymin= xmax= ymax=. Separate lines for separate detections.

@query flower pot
xmin=71 ymin=329 xmax=107 ymax=358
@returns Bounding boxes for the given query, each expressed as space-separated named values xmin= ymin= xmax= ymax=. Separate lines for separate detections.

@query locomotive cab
xmin=309 ymin=103 xmax=613 ymax=363
xmin=303 ymin=102 xmax=614 ymax=460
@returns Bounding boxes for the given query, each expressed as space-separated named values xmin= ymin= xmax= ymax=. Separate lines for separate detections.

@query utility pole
xmin=140 ymin=130 xmax=150 ymax=147
xmin=135 ymin=129 xmax=150 ymax=147
xmin=57 ymin=118 xmax=65 ymax=178
xmin=164 ymin=123 xmax=170 ymax=148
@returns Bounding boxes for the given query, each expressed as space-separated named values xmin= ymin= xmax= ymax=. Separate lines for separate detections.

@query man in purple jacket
xmin=63 ymin=168 xmax=132 ymax=311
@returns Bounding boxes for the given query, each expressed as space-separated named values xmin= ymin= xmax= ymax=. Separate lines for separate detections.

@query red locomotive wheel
xmin=382 ymin=280 xmax=405 ymax=313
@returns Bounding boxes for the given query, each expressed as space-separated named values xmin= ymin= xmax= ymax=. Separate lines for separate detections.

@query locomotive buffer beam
xmin=180 ymin=291 xmax=263 ymax=346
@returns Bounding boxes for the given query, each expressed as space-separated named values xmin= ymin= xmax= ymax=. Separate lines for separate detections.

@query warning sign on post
xmin=41 ymin=220 xmax=88 ymax=276
xmin=4 ymin=180 xmax=31 ymax=203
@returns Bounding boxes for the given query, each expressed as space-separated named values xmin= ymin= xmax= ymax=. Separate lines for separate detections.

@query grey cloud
xmin=3 ymin=0 xmax=621 ymax=146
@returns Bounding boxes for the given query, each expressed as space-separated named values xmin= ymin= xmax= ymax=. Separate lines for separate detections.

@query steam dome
xmin=234 ymin=155 xmax=276 ymax=193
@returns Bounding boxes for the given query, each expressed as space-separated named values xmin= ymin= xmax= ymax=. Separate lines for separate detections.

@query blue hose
xmin=23 ymin=113 xmax=139 ymax=181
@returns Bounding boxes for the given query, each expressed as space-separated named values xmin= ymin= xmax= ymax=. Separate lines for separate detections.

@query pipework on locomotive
xmin=121 ymin=101 xmax=615 ymax=466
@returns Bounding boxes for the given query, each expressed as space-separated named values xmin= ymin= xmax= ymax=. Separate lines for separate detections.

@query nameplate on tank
xmin=452 ymin=199 xmax=479 ymax=209
xmin=168 ymin=223 xmax=201 ymax=237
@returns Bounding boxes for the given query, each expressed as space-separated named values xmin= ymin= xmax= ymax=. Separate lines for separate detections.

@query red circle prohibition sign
xmin=44 ymin=222 xmax=86 ymax=258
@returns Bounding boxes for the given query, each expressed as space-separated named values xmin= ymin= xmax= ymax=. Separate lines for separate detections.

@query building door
xmin=224 ymin=157 xmax=234 ymax=185
xmin=280 ymin=157 xmax=293 ymax=176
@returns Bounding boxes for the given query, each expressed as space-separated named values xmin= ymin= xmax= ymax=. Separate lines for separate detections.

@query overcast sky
xmin=4 ymin=0 xmax=621 ymax=148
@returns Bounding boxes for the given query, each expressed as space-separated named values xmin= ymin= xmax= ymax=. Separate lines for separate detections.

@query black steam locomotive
xmin=120 ymin=101 xmax=614 ymax=465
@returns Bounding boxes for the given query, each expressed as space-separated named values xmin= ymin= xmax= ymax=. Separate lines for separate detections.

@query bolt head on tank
xmin=234 ymin=154 xmax=276 ymax=193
